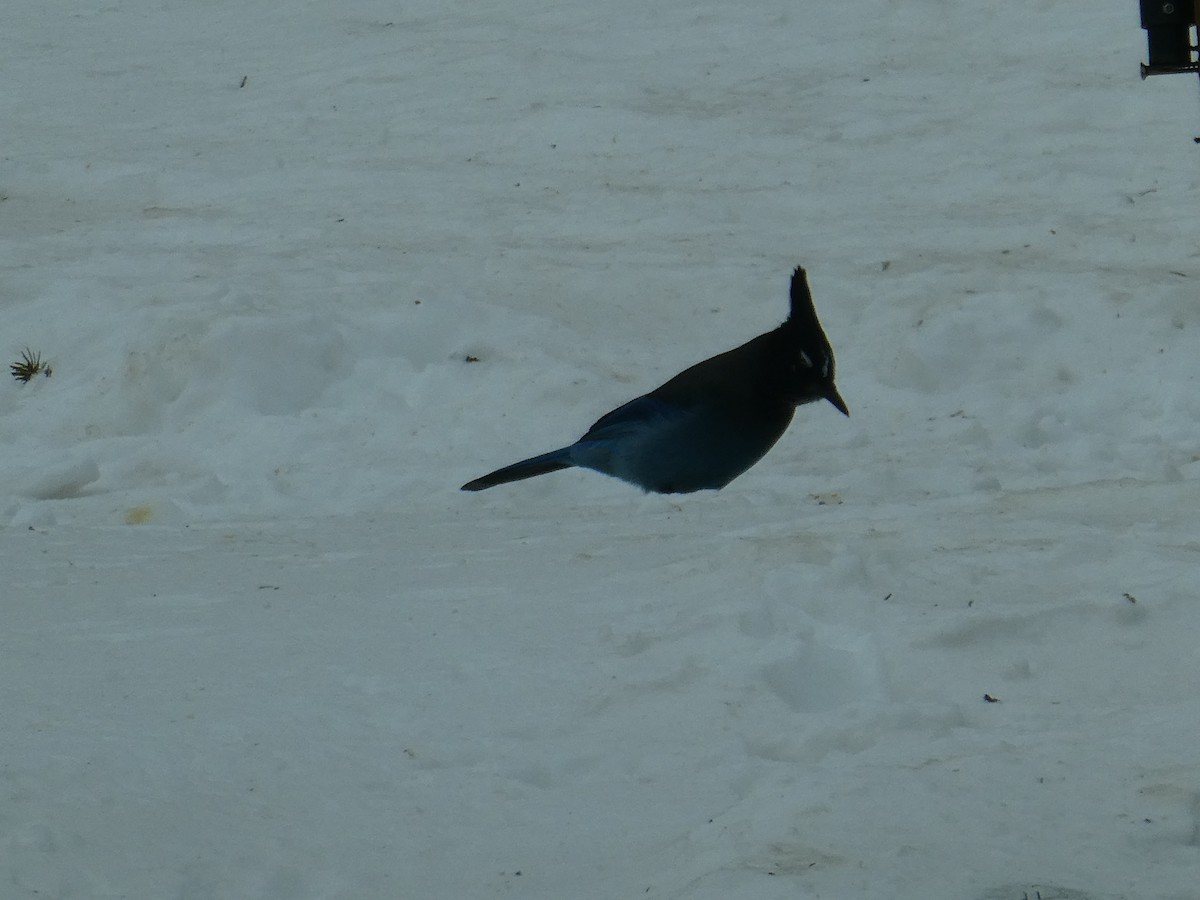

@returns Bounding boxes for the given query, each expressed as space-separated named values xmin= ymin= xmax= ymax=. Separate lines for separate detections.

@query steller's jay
xmin=461 ymin=266 xmax=848 ymax=494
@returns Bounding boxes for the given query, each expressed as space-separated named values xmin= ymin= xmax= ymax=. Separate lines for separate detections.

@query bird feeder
xmin=1140 ymin=0 xmax=1200 ymax=77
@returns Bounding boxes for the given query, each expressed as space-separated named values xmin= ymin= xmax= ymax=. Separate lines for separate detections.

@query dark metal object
xmin=1140 ymin=0 xmax=1200 ymax=77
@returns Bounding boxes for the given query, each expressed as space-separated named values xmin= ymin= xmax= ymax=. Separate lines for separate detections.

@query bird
xmin=461 ymin=265 xmax=848 ymax=494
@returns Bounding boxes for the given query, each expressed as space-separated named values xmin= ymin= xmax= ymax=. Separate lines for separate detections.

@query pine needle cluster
xmin=10 ymin=348 xmax=51 ymax=383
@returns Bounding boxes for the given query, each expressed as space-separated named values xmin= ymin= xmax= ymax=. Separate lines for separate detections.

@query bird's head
xmin=782 ymin=266 xmax=849 ymax=416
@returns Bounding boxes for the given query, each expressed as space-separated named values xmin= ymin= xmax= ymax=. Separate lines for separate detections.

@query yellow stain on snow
xmin=124 ymin=504 xmax=154 ymax=525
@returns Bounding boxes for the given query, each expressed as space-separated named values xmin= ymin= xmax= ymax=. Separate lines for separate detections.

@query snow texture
xmin=3 ymin=1 xmax=1199 ymax=898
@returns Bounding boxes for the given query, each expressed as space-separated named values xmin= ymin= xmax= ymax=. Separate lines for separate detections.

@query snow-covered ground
xmin=4 ymin=1 xmax=1199 ymax=897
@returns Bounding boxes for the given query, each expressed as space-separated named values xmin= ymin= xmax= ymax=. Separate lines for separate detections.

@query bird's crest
xmin=788 ymin=266 xmax=820 ymax=329
xmin=786 ymin=266 xmax=834 ymax=379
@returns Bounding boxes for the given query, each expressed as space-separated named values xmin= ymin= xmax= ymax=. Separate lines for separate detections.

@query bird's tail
xmin=461 ymin=448 xmax=575 ymax=491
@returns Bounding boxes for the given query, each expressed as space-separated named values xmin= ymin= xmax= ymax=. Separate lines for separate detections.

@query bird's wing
xmin=578 ymin=395 xmax=688 ymax=442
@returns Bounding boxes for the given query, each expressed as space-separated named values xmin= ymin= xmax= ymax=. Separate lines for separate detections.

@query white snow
xmin=3 ymin=1 xmax=1199 ymax=897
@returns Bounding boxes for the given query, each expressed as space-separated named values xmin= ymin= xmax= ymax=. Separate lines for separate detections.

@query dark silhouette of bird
xmin=461 ymin=266 xmax=848 ymax=494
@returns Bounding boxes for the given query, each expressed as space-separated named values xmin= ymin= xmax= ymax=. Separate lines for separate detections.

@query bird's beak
xmin=825 ymin=384 xmax=849 ymax=416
